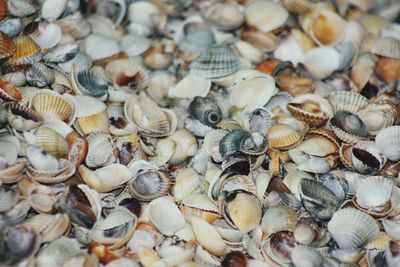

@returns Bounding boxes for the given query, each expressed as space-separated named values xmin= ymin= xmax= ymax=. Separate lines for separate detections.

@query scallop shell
xmin=328 ymin=91 xmax=369 ymax=113
xmin=245 ymin=0 xmax=288 ymax=32
xmin=371 ymin=37 xmax=400 ymax=60
xmin=171 ymin=167 xmax=201 ymax=202
xmin=148 ymin=196 xmax=185 ymax=236
xmin=329 ymin=111 xmax=368 ymax=144
xmin=189 ymin=44 xmax=240 ymax=80
xmin=74 ymin=95 xmax=109 ymax=135
xmin=355 ymin=176 xmax=393 ymax=212
xmin=261 ymin=205 xmax=298 ymax=237
xmin=30 ymin=90 xmax=77 ymax=126
xmin=6 ymin=35 xmax=41 ymax=66
xmin=268 ymin=124 xmax=303 ymax=150
xmin=35 ymin=127 xmax=69 ymax=158
xmin=327 ymin=208 xmax=379 ymax=249
xmin=0 ymin=79 xmax=22 ymax=101
xmin=375 ymin=126 xmax=400 ymax=161
xmin=0 ymin=31 xmax=15 ymax=60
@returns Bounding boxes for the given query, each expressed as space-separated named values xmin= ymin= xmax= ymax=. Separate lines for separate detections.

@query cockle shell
xmin=376 ymin=126 xmax=400 ymax=161
xmin=245 ymin=0 xmax=288 ymax=32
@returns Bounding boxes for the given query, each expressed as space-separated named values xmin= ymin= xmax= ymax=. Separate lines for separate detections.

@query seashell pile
xmin=0 ymin=0 xmax=400 ymax=266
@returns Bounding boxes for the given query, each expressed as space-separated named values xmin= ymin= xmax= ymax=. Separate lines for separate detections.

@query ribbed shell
xmin=7 ymin=36 xmax=40 ymax=64
xmin=0 ymin=32 xmax=15 ymax=60
xmin=189 ymin=44 xmax=240 ymax=79
xmin=268 ymin=124 xmax=303 ymax=150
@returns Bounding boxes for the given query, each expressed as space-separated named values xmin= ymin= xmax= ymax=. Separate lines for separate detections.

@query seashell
xmin=70 ymin=66 xmax=108 ymax=98
xmin=245 ymin=0 xmax=288 ymax=32
xmin=0 ymin=79 xmax=22 ymax=101
xmin=188 ymin=96 xmax=222 ymax=127
xmin=105 ymin=59 xmax=149 ymax=92
xmin=124 ymin=94 xmax=177 ymax=137
xmin=0 ymin=158 xmax=27 ymax=184
xmin=350 ymin=52 xmax=378 ymax=91
xmin=302 ymin=47 xmax=340 ymax=79
xmin=165 ymin=129 xmax=197 ymax=165
xmin=376 ymin=126 xmax=400 ymax=161
xmin=221 ymin=251 xmax=247 ymax=267
xmin=329 ymin=110 xmax=369 ymax=143
xmin=42 ymin=43 xmax=79 ymax=64
xmin=346 ymin=141 xmax=386 ymax=175
xmin=282 ymin=0 xmax=315 ymax=14
xmin=7 ymin=103 xmax=43 ymax=131
xmin=307 ymin=10 xmax=346 ymax=47
xmin=382 ymin=219 xmax=400 ymax=241
xmin=293 ymin=223 xmax=315 ymax=245
xmin=128 ymin=160 xmax=172 ymax=201
xmin=25 ymin=19 xmax=62 ymax=50
xmin=274 ymin=75 xmax=315 ymax=98
xmin=148 ymin=196 xmax=185 ymax=236
xmin=22 ymin=213 xmax=70 ymax=243
xmin=288 ymin=94 xmax=333 ymax=127
xmin=90 ymin=209 xmax=137 ymax=249
xmin=219 ymin=129 xmax=267 ymax=158
xmin=171 ymin=167 xmax=201 ymax=202
xmin=178 ymin=25 xmax=215 ymax=53
xmin=336 ymin=42 xmax=359 ymax=71
xmin=327 ymin=208 xmax=379 ymax=249
xmin=291 ymin=246 xmax=324 ymax=267
xmin=0 ymin=32 xmax=15 ymax=60
xmin=268 ymin=124 xmax=304 ymax=150
xmin=241 ymin=27 xmax=278 ymax=53
xmin=59 ymin=184 xmax=102 ymax=228
xmin=120 ymin=34 xmax=151 ymax=57
xmin=229 ymin=70 xmax=277 ymax=108
xmin=85 ymin=131 xmax=115 ymax=168
xmin=82 ymin=34 xmax=120 ymax=61
xmin=371 ymin=37 xmax=400 ymax=60
xmin=299 ymin=179 xmax=341 ymax=220
xmin=355 ymin=176 xmax=393 ymax=212
xmin=25 ymin=63 xmax=55 ymax=88
xmin=191 ymin=216 xmax=228 ymax=256
xmin=328 ymin=91 xmax=369 ymax=114
xmin=0 ymin=0 xmax=6 ymax=21
xmin=375 ymin=56 xmax=400 ymax=85
xmin=169 ymin=74 xmax=211 ymax=99
xmin=261 ymin=231 xmax=297 ymax=265
xmin=79 ymin=163 xmax=132 ymax=193
xmin=1 ymin=225 xmax=40 ymax=264
xmin=74 ymin=95 xmax=109 ymax=135
xmin=34 ymin=127 xmax=69 ymax=158
xmin=128 ymin=1 xmax=160 ymax=36
xmin=41 ymin=0 xmax=68 ymax=21
xmin=26 ymin=145 xmax=60 ymax=172
xmin=30 ymin=90 xmax=77 ymax=125
xmin=27 ymin=158 xmax=75 ymax=184
xmin=386 ymin=241 xmax=400 ymax=267
xmin=0 ymin=187 xmax=19 ymax=213
xmin=261 ymin=205 xmax=298 ymax=237
xmin=241 ymin=106 xmax=272 ymax=136
xmin=189 ymin=44 xmax=240 ymax=80
xmin=219 ymin=190 xmax=262 ymax=232
xmin=201 ymin=1 xmax=244 ymax=31
xmin=36 ymin=237 xmax=81 ymax=267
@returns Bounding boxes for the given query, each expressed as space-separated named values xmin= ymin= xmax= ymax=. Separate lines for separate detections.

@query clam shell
xmin=105 ymin=59 xmax=149 ymax=92
xmin=189 ymin=44 xmax=240 ymax=80
xmin=36 ymin=237 xmax=81 ymax=267
xmin=25 ymin=63 xmax=55 ymax=88
xmin=261 ymin=205 xmax=298 ymax=237
xmin=26 ymin=20 xmax=61 ymax=49
xmin=27 ymin=158 xmax=75 ymax=184
xmin=70 ymin=66 xmax=108 ymax=98
xmin=191 ymin=216 xmax=228 ymax=256
xmin=80 ymin=163 xmax=132 ymax=193
xmin=308 ymin=10 xmax=346 ymax=47
xmin=201 ymin=2 xmax=244 ymax=31
xmin=291 ymin=246 xmax=324 ymax=267
xmin=42 ymin=43 xmax=79 ymax=63
xmin=35 ymin=127 xmax=69 ymax=158
xmin=41 ymin=0 xmax=68 ymax=21
xmin=56 ymin=11 xmax=91 ymax=39
xmin=23 ymin=213 xmax=70 ymax=243
xmin=167 ymin=129 xmax=198 ymax=165
xmin=85 ymin=131 xmax=115 ymax=168
xmin=169 ymin=74 xmax=211 ymax=99
xmin=376 ymin=126 xmax=400 ymax=161
xmin=294 ymin=223 xmax=315 ymax=245
xmin=6 ymin=35 xmax=41 ymax=66
xmin=329 ymin=111 xmax=368 ymax=144
xmin=0 ymin=79 xmax=22 ymax=101
xmin=351 ymin=52 xmax=378 ymax=91
xmin=120 ymin=34 xmax=151 ymax=57
xmin=274 ymin=75 xmax=315 ymax=98
xmin=268 ymin=124 xmax=303 ymax=150
xmin=30 ymin=90 xmax=77 ymax=126
xmin=303 ymin=47 xmax=340 ymax=79
xmin=299 ymin=179 xmax=341 ymax=220
xmin=188 ymin=96 xmax=222 ymax=127
xmin=245 ymin=0 xmax=288 ymax=32
xmin=148 ymin=196 xmax=185 ymax=236
xmin=90 ymin=209 xmax=137 ymax=249
xmin=171 ymin=167 xmax=201 ymax=202
xmin=355 ymin=176 xmax=393 ymax=212
xmin=327 ymin=208 xmax=379 ymax=249
xmin=82 ymin=34 xmax=120 ymax=61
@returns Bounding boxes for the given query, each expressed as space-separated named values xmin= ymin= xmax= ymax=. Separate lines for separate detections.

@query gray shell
xmin=188 ymin=96 xmax=222 ymax=127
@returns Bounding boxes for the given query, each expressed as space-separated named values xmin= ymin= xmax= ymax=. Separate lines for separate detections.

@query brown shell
xmin=375 ymin=57 xmax=400 ymax=85
xmin=0 ymin=0 xmax=7 ymax=21
xmin=0 ymin=32 xmax=15 ymax=60
xmin=275 ymin=75 xmax=315 ymax=97
xmin=66 ymin=131 xmax=88 ymax=168
xmin=0 ymin=79 xmax=22 ymax=101
xmin=92 ymin=52 xmax=128 ymax=66
xmin=255 ymin=58 xmax=282 ymax=75
xmin=268 ymin=124 xmax=304 ymax=150
xmin=287 ymin=101 xmax=329 ymax=127
xmin=7 ymin=36 xmax=40 ymax=64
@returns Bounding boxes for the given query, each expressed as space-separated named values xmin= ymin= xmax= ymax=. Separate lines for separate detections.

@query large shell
xmin=327 ymin=208 xmax=379 ymax=249
xmin=30 ymin=90 xmax=77 ymax=126
xmin=105 ymin=59 xmax=149 ymax=92
xmin=74 ymin=95 xmax=109 ymax=135
xmin=189 ymin=44 xmax=240 ymax=80
xmin=261 ymin=205 xmax=298 ymax=237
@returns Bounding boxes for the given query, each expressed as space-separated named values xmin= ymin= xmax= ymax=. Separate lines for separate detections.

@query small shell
xmin=229 ymin=70 xmax=277 ymax=108
xmin=245 ymin=0 xmax=288 ymax=32
xmin=36 ymin=237 xmax=81 ymax=267
xmin=85 ymin=131 xmax=115 ymax=168
xmin=5 ymin=36 xmax=41 ymax=70
xmin=167 ymin=129 xmax=198 ymax=165
xmin=25 ymin=19 xmax=61 ymax=49
xmin=148 ymin=196 xmax=185 ymax=236
xmin=261 ymin=205 xmax=298 ymax=237
xmin=7 ymin=103 xmax=43 ymax=131
xmin=302 ymin=47 xmax=340 ymax=79
xmin=291 ymin=246 xmax=324 ymax=267
xmin=327 ymin=208 xmax=379 ymax=249
xmin=188 ymin=96 xmax=222 ymax=127
xmin=169 ymin=74 xmax=211 ymax=99
xmin=189 ymin=44 xmax=240 ymax=80
xmin=34 ymin=127 xmax=69 ymax=158
xmin=274 ymin=75 xmax=315 ymax=98
xmin=201 ymin=2 xmax=244 ymax=31
xmin=329 ymin=110 xmax=368 ymax=144
xmin=376 ymin=126 xmax=400 ymax=161
xmin=355 ymin=176 xmax=393 ymax=212
xmin=219 ymin=129 xmax=266 ymax=158
xmin=171 ymin=167 xmax=201 ymax=202
xmin=371 ymin=37 xmax=400 ymax=60
xmin=328 ymin=91 xmax=369 ymax=114
xmin=268 ymin=124 xmax=304 ymax=150
xmin=308 ymin=10 xmax=346 ymax=47
xmin=105 ymin=59 xmax=149 ymax=92
xmin=70 ymin=66 xmax=108 ymax=98
xmin=350 ymin=52 xmax=378 ymax=91
xmin=0 ymin=79 xmax=22 ymax=101
xmin=26 ymin=145 xmax=60 ymax=172
xmin=25 ymin=63 xmax=55 ymax=88
xmin=0 ymin=32 xmax=15 ymax=60
xmin=82 ymin=34 xmax=120 ymax=61
xmin=22 ymin=213 xmax=70 ymax=243
xmin=241 ymin=106 xmax=272 ymax=136
xmin=74 ymin=95 xmax=109 ymax=135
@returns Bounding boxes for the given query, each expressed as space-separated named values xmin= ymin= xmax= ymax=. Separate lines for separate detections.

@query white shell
xmin=376 ymin=126 xmax=400 ymax=161
xmin=355 ymin=176 xmax=393 ymax=212
xmin=82 ymin=34 xmax=120 ymax=60
xmin=168 ymin=74 xmax=211 ymax=99
xmin=303 ymin=47 xmax=340 ymax=79
xmin=245 ymin=0 xmax=289 ymax=32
